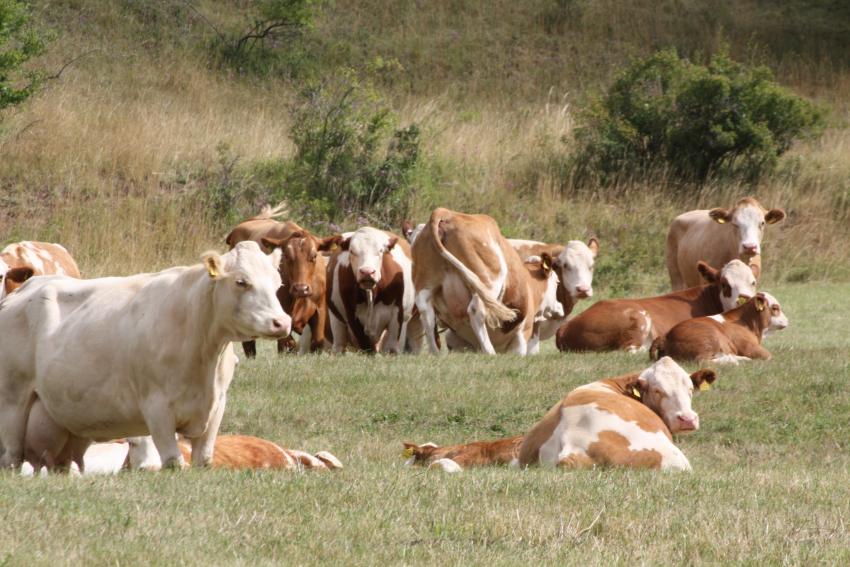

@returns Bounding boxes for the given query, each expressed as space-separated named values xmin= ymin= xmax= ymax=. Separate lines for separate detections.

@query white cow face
xmin=709 ymin=199 xmax=786 ymax=257
xmin=637 ymin=357 xmax=716 ymax=434
xmin=555 ymin=239 xmax=598 ymax=300
xmin=757 ymin=292 xmax=789 ymax=338
xmin=342 ymin=227 xmax=397 ymax=290
xmin=535 ymin=253 xmax=565 ymax=321
xmin=126 ymin=436 xmax=162 ymax=471
xmin=206 ymin=241 xmax=291 ymax=341
xmin=698 ymin=259 xmax=758 ymax=311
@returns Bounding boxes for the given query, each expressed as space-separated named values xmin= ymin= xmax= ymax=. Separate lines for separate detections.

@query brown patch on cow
xmin=179 ymin=435 xmax=295 ymax=470
xmin=586 ymin=431 xmax=664 ymax=469
xmin=405 ymin=435 xmax=523 ymax=468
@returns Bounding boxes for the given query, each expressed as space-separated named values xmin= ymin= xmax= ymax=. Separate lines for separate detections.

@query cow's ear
xmin=540 ymin=252 xmax=554 ymax=276
xmin=709 ymin=208 xmax=733 ymax=224
xmin=697 ymin=261 xmax=719 ymax=283
xmin=765 ymin=209 xmax=786 ymax=224
xmin=339 ymin=236 xmax=352 ymax=251
xmin=317 ymin=235 xmax=342 ymax=252
xmin=386 ymin=236 xmax=398 ymax=252
xmin=202 ymin=253 xmax=224 ymax=279
xmin=400 ymin=220 xmax=413 ymax=238
xmin=587 ymin=237 xmax=600 ymax=257
xmin=690 ymin=369 xmax=717 ymax=391
xmin=261 ymin=237 xmax=284 ymax=252
xmin=754 ymin=293 xmax=767 ymax=312
xmin=5 ymin=266 xmax=35 ymax=285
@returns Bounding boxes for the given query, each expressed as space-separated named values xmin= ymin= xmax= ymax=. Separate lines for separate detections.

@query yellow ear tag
xmin=402 ymin=447 xmax=415 ymax=459
xmin=631 ymin=387 xmax=641 ymax=399
xmin=542 ymin=258 xmax=551 ymax=271
xmin=716 ymin=218 xmax=726 ymax=224
xmin=205 ymin=258 xmax=219 ymax=278
xmin=755 ymin=300 xmax=765 ymax=312
xmin=699 ymin=382 xmax=711 ymax=392
xmin=737 ymin=296 xmax=748 ymax=306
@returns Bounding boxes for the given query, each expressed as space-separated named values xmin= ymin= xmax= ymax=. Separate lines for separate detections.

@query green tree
xmin=0 ymin=0 xmax=47 ymax=112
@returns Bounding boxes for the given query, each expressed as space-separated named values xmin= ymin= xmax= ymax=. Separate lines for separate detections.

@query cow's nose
xmin=677 ymin=414 xmax=698 ymax=430
xmin=293 ymin=283 xmax=311 ymax=297
xmin=271 ymin=318 xmax=288 ymax=331
xmin=575 ymin=286 xmax=592 ymax=298
xmin=742 ymin=244 xmax=758 ymax=254
xmin=359 ymin=267 xmax=376 ymax=277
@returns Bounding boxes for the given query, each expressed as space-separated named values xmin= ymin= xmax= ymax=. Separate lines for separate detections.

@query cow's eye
xmin=235 ymin=279 xmax=250 ymax=288
xmin=760 ymin=221 xmax=765 ymax=228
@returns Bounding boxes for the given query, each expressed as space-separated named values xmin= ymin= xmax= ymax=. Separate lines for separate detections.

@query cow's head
xmin=262 ymin=233 xmax=334 ymax=299
xmin=553 ymin=238 xmax=599 ymax=301
xmin=634 ymin=357 xmax=717 ymax=434
xmin=708 ymin=197 xmax=786 ymax=257
xmin=204 ymin=241 xmax=291 ymax=341
xmin=340 ymin=227 xmax=398 ymax=291
xmin=698 ymin=259 xmax=757 ymax=311
xmin=532 ymin=252 xmax=565 ymax=321
xmin=752 ymin=292 xmax=789 ymax=338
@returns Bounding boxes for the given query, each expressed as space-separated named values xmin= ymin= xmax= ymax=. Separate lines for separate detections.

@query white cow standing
xmin=0 ymin=241 xmax=290 ymax=472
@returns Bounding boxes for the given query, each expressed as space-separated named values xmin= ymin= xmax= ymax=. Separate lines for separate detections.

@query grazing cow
xmin=650 ymin=292 xmax=789 ymax=364
xmin=508 ymin=238 xmax=599 ymax=353
xmin=0 ymin=241 xmax=81 ymax=300
xmin=403 ymin=436 xmax=523 ymax=473
xmin=0 ymin=241 xmax=290 ymax=471
xmin=403 ymin=359 xmax=716 ymax=472
xmin=261 ymin=231 xmax=335 ymax=354
xmin=226 ymin=205 xmax=336 ymax=357
xmin=413 ymin=208 xmax=565 ymax=355
xmin=517 ymin=358 xmax=716 ymax=470
xmin=557 ymin=260 xmax=757 ymax=353
xmin=666 ymin=197 xmax=786 ymax=289
xmin=326 ymin=227 xmax=415 ymax=353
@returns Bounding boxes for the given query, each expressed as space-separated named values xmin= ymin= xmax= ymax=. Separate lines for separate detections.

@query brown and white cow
xmin=508 ymin=238 xmax=599 ymax=353
xmin=413 ymin=208 xmax=565 ymax=355
xmin=0 ymin=241 xmax=81 ymax=301
xmin=226 ymin=205 xmax=335 ymax=356
xmin=404 ymin=358 xmax=716 ymax=472
xmin=556 ymin=260 xmax=757 ymax=353
xmin=666 ymin=197 xmax=786 ymax=289
xmin=650 ymin=292 xmax=789 ymax=364
xmin=326 ymin=227 xmax=415 ymax=353
xmin=517 ymin=358 xmax=716 ymax=471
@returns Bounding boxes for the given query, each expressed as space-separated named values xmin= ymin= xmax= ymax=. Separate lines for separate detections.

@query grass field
xmin=1 ymin=282 xmax=848 ymax=565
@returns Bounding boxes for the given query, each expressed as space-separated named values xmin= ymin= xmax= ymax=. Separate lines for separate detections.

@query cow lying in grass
xmin=556 ymin=260 xmax=756 ymax=353
xmin=650 ymin=292 xmax=789 ymax=364
xmin=404 ymin=358 xmax=716 ymax=472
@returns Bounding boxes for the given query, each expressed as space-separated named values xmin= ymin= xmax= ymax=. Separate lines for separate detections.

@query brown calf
xmin=650 ymin=292 xmax=789 ymax=364
xmin=556 ymin=260 xmax=757 ymax=353
xmin=0 ymin=241 xmax=81 ymax=300
xmin=403 ymin=436 xmax=523 ymax=473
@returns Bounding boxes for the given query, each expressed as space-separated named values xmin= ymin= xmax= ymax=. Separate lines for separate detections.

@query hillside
xmin=1 ymin=0 xmax=848 ymax=289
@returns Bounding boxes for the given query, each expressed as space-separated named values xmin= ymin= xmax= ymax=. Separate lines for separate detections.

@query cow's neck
xmin=600 ymin=373 xmax=644 ymax=400
xmin=556 ymin=280 xmax=576 ymax=316
xmin=677 ymin=283 xmax=724 ymax=312
xmin=724 ymin=304 xmax=767 ymax=341
xmin=167 ymin=267 xmax=233 ymax=366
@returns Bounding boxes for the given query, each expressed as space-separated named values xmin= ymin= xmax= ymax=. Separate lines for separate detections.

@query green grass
xmin=1 ymin=282 xmax=848 ymax=565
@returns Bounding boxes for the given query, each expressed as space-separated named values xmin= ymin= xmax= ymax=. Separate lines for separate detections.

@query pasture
xmin=1 ymin=282 xmax=847 ymax=565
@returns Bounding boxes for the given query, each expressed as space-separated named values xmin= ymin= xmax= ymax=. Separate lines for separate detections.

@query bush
xmin=280 ymin=70 xmax=420 ymax=224
xmin=572 ymin=49 xmax=824 ymax=184
xmin=0 ymin=0 xmax=48 ymax=113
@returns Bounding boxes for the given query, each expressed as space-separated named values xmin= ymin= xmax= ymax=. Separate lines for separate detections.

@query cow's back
xmin=226 ymin=219 xmax=302 ymax=249
xmin=667 ymin=210 xmax=740 ymax=289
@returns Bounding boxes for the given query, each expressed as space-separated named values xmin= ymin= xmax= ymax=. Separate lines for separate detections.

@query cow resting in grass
xmin=226 ymin=204 xmax=335 ymax=356
xmin=556 ymin=260 xmax=757 ymax=353
xmin=650 ymin=292 xmax=788 ymax=364
xmin=404 ymin=358 xmax=716 ymax=472
xmin=0 ymin=241 xmax=81 ymax=301
xmin=412 ymin=208 xmax=563 ymax=355
xmin=326 ymin=227 xmax=415 ymax=353
xmin=0 ymin=241 xmax=290 ymax=472
xmin=666 ymin=197 xmax=785 ymax=289
xmin=508 ymin=237 xmax=599 ymax=353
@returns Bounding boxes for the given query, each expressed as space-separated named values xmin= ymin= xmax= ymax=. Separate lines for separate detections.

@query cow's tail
xmin=251 ymin=201 xmax=288 ymax=221
xmin=649 ymin=335 xmax=666 ymax=361
xmin=428 ymin=210 xmax=516 ymax=327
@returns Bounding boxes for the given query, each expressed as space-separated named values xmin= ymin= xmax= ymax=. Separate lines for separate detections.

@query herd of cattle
xmin=0 ymin=196 xmax=789 ymax=475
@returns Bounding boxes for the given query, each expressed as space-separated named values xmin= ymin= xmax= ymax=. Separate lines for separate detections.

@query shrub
xmin=572 ymin=49 xmax=824 ymax=184
xmin=0 ymin=0 xmax=48 ymax=114
xmin=280 ymin=70 xmax=420 ymax=224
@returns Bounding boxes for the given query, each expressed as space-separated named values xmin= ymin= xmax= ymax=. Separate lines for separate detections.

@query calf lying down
xmin=22 ymin=434 xmax=342 ymax=476
xmin=650 ymin=292 xmax=788 ymax=364
xmin=404 ymin=357 xmax=716 ymax=472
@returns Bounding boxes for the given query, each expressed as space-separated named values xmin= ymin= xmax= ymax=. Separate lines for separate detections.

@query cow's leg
xmin=329 ymin=311 xmax=349 ymax=354
xmin=527 ymin=323 xmax=541 ymax=355
xmin=467 ymin=295 xmax=497 ymax=355
xmin=241 ymin=340 xmax=257 ymax=359
xmin=382 ymin=309 xmax=403 ymax=354
xmin=190 ymin=394 xmax=226 ymax=468
xmin=0 ymin=388 xmax=35 ymax=470
xmin=24 ymin=397 xmax=71 ymax=472
xmin=141 ymin=404 xmax=184 ymax=470
xmin=298 ymin=324 xmax=312 ymax=355
xmin=415 ymin=289 xmax=440 ymax=354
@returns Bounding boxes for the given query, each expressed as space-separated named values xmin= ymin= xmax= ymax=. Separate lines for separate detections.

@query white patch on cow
xmin=639 ymin=357 xmax=699 ymax=434
xmin=83 ymin=442 xmax=130 ymax=475
xmin=708 ymin=314 xmax=725 ymax=323
xmin=537 ymin=402 xmax=691 ymax=471
xmin=626 ymin=310 xmax=654 ymax=353
xmin=346 ymin=227 xmax=392 ymax=286
xmin=719 ymin=260 xmax=758 ymax=311
xmin=19 ymin=242 xmax=45 ymax=273
xmin=557 ymin=241 xmax=595 ymax=299
xmin=126 ymin=436 xmax=162 ymax=471
xmin=315 ymin=451 xmax=343 ymax=469
xmin=489 ymin=235 xmax=509 ymax=301
xmin=732 ymin=205 xmax=766 ymax=255
xmin=430 ymin=458 xmax=463 ymax=473
xmin=711 ymin=354 xmax=751 ymax=365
